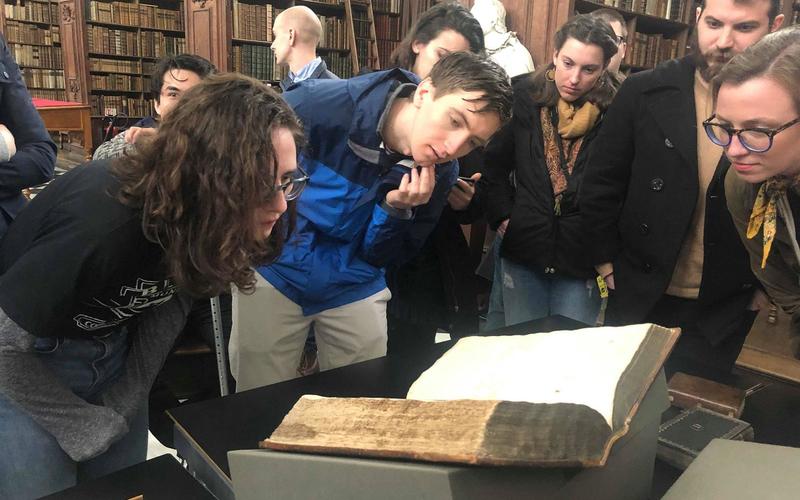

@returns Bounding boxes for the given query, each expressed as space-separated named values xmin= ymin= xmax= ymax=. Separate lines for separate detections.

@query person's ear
xmin=771 ymin=14 xmax=785 ymax=32
xmin=412 ymin=40 xmax=425 ymax=55
xmin=154 ymin=97 xmax=162 ymax=117
xmin=288 ymin=28 xmax=296 ymax=46
xmin=695 ymin=6 xmax=702 ymax=24
xmin=413 ymin=78 xmax=435 ymax=108
xmin=552 ymin=49 xmax=559 ymax=68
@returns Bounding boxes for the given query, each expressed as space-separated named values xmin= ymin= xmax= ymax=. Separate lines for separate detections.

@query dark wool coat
xmin=580 ymin=56 xmax=758 ymax=345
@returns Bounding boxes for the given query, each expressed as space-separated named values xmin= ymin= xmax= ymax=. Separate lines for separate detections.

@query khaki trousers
xmin=230 ymin=273 xmax=390 ymax=391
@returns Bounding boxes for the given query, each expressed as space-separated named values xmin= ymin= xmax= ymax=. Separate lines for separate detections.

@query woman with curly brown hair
xmin=0 ymin=73 xmax=305 ymax=499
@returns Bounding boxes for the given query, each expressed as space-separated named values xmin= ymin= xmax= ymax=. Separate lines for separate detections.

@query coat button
xmin=665 ymin=138 xmax=674 ymax=149
xmin=644 ymin=263 xmax=653 ymax=273
xmin=650 ymin=178 xmax=664 ymax=191
xmin=2 ymin=71 xmax=8 ymax=78
xmin=640 ymin=223 xmax=649 ymax=235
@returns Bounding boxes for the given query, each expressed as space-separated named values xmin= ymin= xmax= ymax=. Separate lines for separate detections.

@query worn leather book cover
xmin=667 ymin=372 xmax=746 ymax=417
xmin=261 ymin=324 xmax=679 ymax=468
xmin=657 ymin=406 xmax=754 ymax=470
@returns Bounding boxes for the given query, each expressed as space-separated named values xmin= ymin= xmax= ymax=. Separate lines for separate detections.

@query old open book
xmin=260 ymin=324 xmax=680 ymax=467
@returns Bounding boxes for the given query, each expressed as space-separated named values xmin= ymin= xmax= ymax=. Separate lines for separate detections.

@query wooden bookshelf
xmin=186 ymin=0 xmax=385 ymax=83
xmin=374 ymin=0 xmax=400 ymax=70
xmin=1 ymin=0 xmax=66 ymax=100
xmin=574 ymin=0 xmax=691 ymax=73
xmin=56 ymin=0 xmax=185 ymax=149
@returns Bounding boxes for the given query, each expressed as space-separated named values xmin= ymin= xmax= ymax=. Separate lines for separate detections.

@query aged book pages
xmin=408 ymin=325 xmax=653 ymax=427
xmin=261 ymin=323 xmax=680 ymax=467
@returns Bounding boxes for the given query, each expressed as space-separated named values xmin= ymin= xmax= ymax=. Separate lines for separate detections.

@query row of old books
xmin=232 ymin=1 xmax=280 ymax=42
xmin=376 ymin=39 xmax=399 ymax=69
xmin=5 ymin=20 xmax=59 ymax=46
xmin=89 ymin=57 xmax=146 ymax=74
xmin=91 ymin=73 xmax=145 ymax=91
xmin=321 ymin=51 xmax=353 ymax=78
xmin=375 ymin=13 xmax=400 ymax=69
xmin=375 ymin=13 xmax=401 ymax=40
xmin=7 ymin=43 xmax=62 ymax=69
xmin=352 ymin=9 xmax=372 ymax=68
xmin=591 ymin=0 xmax=686 ymax=21
xmin=90 ymin=93 xmax=154 ymax=117
xmin=140 ymin=31 xmax=186 ymax=58
xmin=4 ymin=0 xmax=58 ymax=24
xmin=319 ymin=15 xmax=349 ymax=50
xmin=88 ymin=0 xmax=184 ymax=31
xmin=373 ymin=0 xmax=400 ymax=14
xmin=88 ymin=26 xmax=140 ymax=56
xmin=625 ymin=32 xmax=680 ymax=68
xmin=27 ymin=88 xmax=66 ymax=100
xmin=20 ymin=67 xmax=64 ymax=89
xmin=231 ymin=43 xmax=288 ymax=82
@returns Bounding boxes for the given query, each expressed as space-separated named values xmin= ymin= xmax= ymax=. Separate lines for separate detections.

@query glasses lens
xmin=739 ymin=130 xmax=772 ymax=153
xmin=283 ymin=175 xmax=307 ymax=201
xmin=705 ymin=123 xmax=730 ymax=147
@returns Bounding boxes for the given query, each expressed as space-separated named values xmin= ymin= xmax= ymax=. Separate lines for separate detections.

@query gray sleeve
xmin=101 ymin=293 xmax=193 ymax=423
xmin=0 ymin=307 xmax=129 ymax=462
xmin=92 ymin=132 xmax=131 ymax=161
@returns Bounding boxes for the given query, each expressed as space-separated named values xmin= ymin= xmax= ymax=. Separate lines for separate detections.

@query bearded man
xmin=580 ymin=0 xmax=783 ymax=372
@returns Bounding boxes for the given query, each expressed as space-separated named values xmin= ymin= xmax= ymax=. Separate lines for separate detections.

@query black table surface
xmin=168 ymin=316 xmax=585 ymax=478
xmin=168 ymin=316 xmax=800 ymax=497
xmin=41 ymin=454 xmax=215 ymax=500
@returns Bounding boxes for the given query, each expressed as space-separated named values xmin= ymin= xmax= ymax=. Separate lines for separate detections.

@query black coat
xmin=580 ymin=56 xmax=757 ymax=343
xmin=0 ymin=34 xmax=56 ymax=237
xmin=279 ymin=58 xmax=339 ymax=91
xmin=484 ymin=75 xmax=601 ymax=279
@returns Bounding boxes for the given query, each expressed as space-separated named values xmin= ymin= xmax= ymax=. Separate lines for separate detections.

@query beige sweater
xmin=666 ymin=71 xmax=723 ymax=299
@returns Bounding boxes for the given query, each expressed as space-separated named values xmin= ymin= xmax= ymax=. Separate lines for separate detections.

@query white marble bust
xmin=471 ymin=0 xmax=535 ymax=78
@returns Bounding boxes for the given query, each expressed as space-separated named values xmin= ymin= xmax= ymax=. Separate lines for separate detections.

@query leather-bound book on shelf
xmin=260 ymin=324 xmax=680 ymax=468
xmin=667 ymin=372 xmax=746 ymax=417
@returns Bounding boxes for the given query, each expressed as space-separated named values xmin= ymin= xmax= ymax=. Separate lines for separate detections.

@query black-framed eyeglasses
xmin=703 ymin=114 xmax=800 ymax=153
xmin=276 ymin=166 xmax=309 ymax=201
xmin=616 ymin=35 xmax=626 ymax=45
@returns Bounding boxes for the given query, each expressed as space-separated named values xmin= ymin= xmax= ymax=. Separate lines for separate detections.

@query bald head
xmin=274 ymin=6 xmax=323 ymax=46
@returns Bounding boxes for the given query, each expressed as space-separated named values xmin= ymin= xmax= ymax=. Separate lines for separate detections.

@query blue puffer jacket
xmin=258 ymin=69 xmax=458 ymax=315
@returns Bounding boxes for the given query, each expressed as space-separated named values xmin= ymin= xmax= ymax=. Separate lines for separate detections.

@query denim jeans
xmin=0 ymin=328 xmax=148 ymax=499
xmin=484 ymin=236 xmax=506 ymax=331
xmin=489 ymin=255 xmax=601 ymax=329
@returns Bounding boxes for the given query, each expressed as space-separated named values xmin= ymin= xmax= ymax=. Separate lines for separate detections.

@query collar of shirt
xmin=289 ymin=57 xmax=323 ymax=84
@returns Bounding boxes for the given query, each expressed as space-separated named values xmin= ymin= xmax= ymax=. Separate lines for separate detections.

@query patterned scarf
xmin=747 ymin=176 xmax=800 ymax=268
xmin=540 ymin=100 xmax=600 ymax=214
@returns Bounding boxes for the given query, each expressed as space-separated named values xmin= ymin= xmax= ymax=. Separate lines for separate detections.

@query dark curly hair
xmin=388 ymin=2 xmax=484 ymax=72
xmin=112 ymin=73 xmax=305 ymax=297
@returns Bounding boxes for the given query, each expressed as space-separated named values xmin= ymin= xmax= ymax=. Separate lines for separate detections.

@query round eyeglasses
xmin=703 ymin=114 xmax=800 ymax=154
xmin=276 ymin=166 xmax=309 ymax=201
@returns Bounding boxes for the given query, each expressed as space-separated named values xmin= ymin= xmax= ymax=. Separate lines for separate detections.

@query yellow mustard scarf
xmin=557 ymin=99 xmax=601 ymax=139
xmin=747 ymin=177 xmax=793 ymax=268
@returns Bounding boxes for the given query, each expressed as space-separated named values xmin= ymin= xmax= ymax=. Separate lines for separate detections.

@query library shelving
xmin=574 ymin=0 xmax=692 ymax=72
xmin=186 ymin=0 xmax=385 ymax=85
xmin=58 ymin=0 xmax=185 ymax=148
xmin=374 ymin=0 xmax=401 ymax=70
xmin=1 ymin=0 xmax=66 ymax=100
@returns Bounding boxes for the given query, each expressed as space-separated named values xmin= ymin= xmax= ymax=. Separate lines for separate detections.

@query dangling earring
xmin=545 ymin=68 xmax=555 ymax=81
